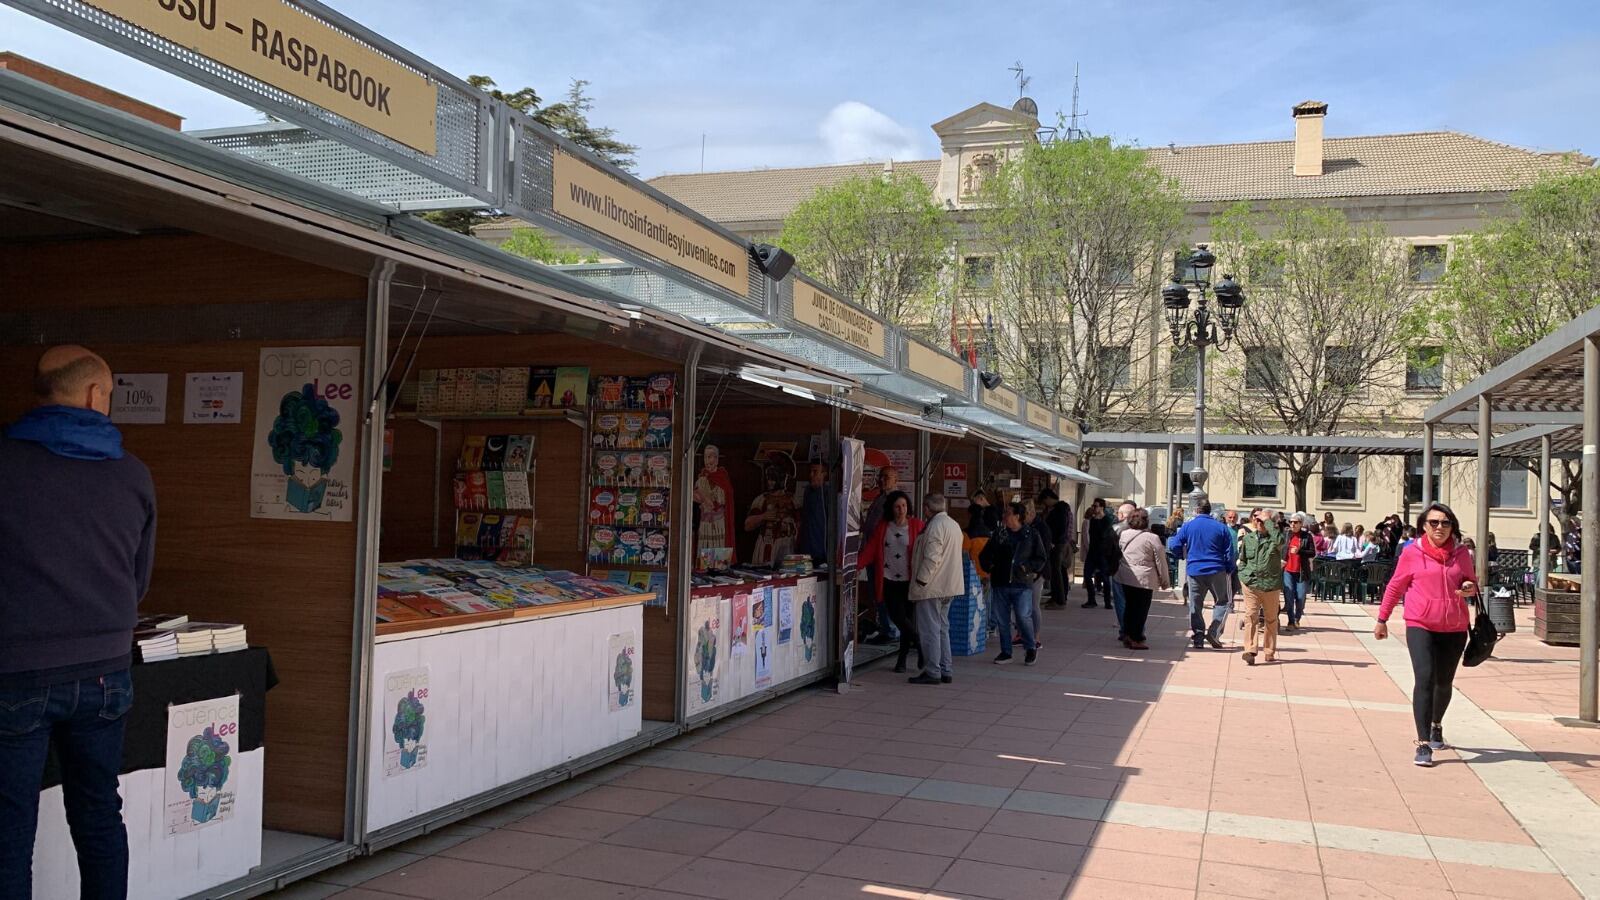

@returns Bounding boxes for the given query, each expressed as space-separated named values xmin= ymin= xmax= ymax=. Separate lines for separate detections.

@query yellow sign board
xmin=982 ymin=385 xmax=1020 ymax=416
xmin=88 ymin=0 xmax=437 ymax=154
xmin=1026 ymin=404 xmax=1053 ymax=430
xmin=905 ymin=341 xmax=967 ymax=393
xmin=553 ymin=151 xmax=749 ymax=296
xmin=1058 ymin=418 xmax=1081 ymax=442
xmin=792 ymin=281 xmax=886 ymax=360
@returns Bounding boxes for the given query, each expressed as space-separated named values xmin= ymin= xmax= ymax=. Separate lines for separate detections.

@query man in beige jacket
xmin=909 ymin=494 xmax=965 ymax=684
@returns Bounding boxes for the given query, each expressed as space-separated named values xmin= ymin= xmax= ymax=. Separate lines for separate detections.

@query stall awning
xmin=1002 ymin=449 xmax=1111 ymax=488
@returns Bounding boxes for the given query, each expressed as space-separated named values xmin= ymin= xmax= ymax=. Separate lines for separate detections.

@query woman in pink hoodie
xmin=1376 ymin=502 xmax=1476 ymax=768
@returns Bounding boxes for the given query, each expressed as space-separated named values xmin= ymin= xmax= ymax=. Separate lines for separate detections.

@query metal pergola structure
xmin=1424 ymin=304 xmax=1600 ymax=724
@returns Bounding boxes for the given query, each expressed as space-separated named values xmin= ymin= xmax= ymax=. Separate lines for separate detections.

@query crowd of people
xmin=852 ymin=467 xmax=1535 ymax=770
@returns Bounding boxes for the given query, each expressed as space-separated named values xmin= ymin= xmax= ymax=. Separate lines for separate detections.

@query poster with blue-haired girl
xmin=164 ymin=695 xmax=240 ymax=834
xmin=250 ymin=346 xmax=360 ymax=521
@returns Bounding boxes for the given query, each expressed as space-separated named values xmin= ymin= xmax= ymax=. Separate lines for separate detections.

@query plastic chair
xmin=1361 ymin=561 xmax=1394 ymax=604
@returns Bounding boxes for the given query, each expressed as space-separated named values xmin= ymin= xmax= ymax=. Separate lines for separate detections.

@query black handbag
xmin=1462 ymin=597 xmax=1502 ymax=667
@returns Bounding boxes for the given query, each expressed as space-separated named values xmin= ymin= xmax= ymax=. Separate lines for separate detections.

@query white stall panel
xmin=367 ymin=605 xmax=644 ymax=833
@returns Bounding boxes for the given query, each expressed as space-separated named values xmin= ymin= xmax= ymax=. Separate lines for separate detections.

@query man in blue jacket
xmin=1168 ymin=500 xmax=1236 ymax=649
xmin=0 ymin=346 xmax=156 ymax=900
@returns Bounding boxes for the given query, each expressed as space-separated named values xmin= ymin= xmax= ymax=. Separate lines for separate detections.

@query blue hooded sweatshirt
xmin=0 ymin=406 xmax=156 ymax=686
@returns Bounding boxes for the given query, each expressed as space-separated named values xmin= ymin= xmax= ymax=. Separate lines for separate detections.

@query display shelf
xmin=375 ymin=591 xmax=652 ymax=641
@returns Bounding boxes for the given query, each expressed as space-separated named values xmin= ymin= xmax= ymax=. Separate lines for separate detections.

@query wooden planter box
xmin=1535 ymin=588 xmax=1581 ymax=646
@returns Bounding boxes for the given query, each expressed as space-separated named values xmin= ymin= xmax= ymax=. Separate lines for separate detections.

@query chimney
xmin=1292 ymin=101 xmax=1327 ymax=177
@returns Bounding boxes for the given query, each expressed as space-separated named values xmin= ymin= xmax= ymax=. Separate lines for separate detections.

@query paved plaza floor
xmin=272 ymin=591 xmax=1600 ymax=899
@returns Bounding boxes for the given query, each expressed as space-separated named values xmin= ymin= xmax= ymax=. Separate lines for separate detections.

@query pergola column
xmin=1539 ymin=434 xmax=1553 ymax=589
xmin=1583 ymin=338 xmax=1599 ymax=722
xmin=1422 ymin=424 xmax=1435 ymax=508
xmin=1477 ymin=396 xmax=1492 ymax=601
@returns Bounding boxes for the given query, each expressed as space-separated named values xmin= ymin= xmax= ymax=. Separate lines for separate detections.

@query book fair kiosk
xmin=0 ymin=7 xmax=1083 ymax=892
xmin=0 ymin=80 xmax=846 ymax=898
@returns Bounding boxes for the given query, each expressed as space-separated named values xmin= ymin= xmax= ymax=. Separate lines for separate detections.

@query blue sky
xmin=2 ymin=0 xmax=1595 ymax=178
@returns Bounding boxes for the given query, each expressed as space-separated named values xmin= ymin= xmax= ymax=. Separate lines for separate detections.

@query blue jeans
xmin=0 ymin=671 xmax=133 ymax=900
xmin=1110 ymin=579 xmax=1126 ymax=633
xmin=1282 ymin=570 xmax=1308 ymax=624
xmin=993 ymin=584 xmax=1037 ymax=655
xmin=1186 ymin=572 xmax=1234 ymax=642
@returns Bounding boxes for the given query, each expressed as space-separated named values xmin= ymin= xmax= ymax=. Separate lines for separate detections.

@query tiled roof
xmin=647 ymin=159 xmax=940 ymax=224
xmin=645 ymin=132 xmax=1591 ymax=225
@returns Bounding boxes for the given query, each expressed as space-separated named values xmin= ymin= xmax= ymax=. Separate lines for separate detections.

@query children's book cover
xmin=554 ymin=366 xmax=590 ymax=408
xmin=526 ymin=369 xmax=556 ymax=409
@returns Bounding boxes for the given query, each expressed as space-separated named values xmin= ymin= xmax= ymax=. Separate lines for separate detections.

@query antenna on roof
xmin=1008 ymin=61 xmax=1030 ymax=98
xmin=700 ymin=133 xmax=706 ymax=173
xmin=1065 ymin=63 xmax=1088 ymax=141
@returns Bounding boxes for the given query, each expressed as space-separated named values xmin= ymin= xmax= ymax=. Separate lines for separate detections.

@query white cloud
xmin=819 ymin=101 xmax=925 ymax=163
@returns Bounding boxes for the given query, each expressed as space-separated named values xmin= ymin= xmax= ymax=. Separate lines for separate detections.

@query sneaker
xmin=941 ymin=675 xmax=953 ymax=684
xmin=1079 ymin=601 xmax=1097 ymax=609
xmin=1414 ymin=742 xmax=1435 ymax=767
xmin=1033 ymin=639 xmax=1044 ymax=649
xmin=1242 ymin=651 xmax=1257 ymax=666
xmin=1193 ymin=637 xmax=1206 ymax=649
xmin=994 ymin=653 xmax=1014 ymax=665
xmin=1130 ymin=641 xmax=1149 ymax=650
xmin=1206 ymin=634 xmax=1225 ymax=650
xmin=908 ymin=673 xmax=942 ymax=685
xmin=1429 ymin=724 xmax=1447 ymax=751
xmin=1024 ymin=648 xmax=1038 ymax=666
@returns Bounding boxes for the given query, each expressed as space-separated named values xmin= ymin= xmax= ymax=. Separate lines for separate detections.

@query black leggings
xmin=884 ymin=580 xmax=919 ymax=666
xmin=1406 ymin=627 xmax=1470 ymax=742
xmin=1120 ymin=584 xmax=1153 ymax=642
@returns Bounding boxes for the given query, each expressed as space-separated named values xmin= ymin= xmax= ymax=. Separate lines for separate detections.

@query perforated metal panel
xmin=196 ymin=124 xmax=474 ymax=208
xmin=559 ymin=265 xmax=765 ymax=324
xmin=5 ymin=0 xmax=494 ymax=203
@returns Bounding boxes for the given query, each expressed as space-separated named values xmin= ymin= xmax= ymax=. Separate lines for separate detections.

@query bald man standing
xmin=0 ymin=346 xmax=155 ymax=900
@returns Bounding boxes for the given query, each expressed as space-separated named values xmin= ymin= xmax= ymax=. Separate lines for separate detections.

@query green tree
xmin=1209 ymin=202 xmax=1421 ymax=510
xmin=777 ymin=171 xmax=954 ymax=326
xmin=1432 ymin=166 xmax=1600 ymax=380
xmin=421 ymin=76 xmax=638 ymax=234
xmin=1430 ymin=166 xmax=1600 ymax=517
xmin=500 ymin=227 xmax=598 ymax=265
xmin=970 ymin=135 xmax=1187 ymax=456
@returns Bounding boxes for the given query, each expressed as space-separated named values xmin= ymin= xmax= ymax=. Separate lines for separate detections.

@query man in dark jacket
xmin=980 ymin=502 xmax=1047 ymax=666
xmin=0 ymin=346 xmax=156 ymax=899
xmin=1039 ymin=488 xmax=1074 ymax=609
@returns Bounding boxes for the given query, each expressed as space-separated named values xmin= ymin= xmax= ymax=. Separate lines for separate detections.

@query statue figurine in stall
xmin=744 ymin=454 xmax=798 ymax=566
xmin=694 ymin=444 xmax=736 ymax=557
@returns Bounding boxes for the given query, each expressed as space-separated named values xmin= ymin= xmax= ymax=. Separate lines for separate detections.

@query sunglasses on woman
xmin=1423 ymin=518 xmax=1452 ymax=529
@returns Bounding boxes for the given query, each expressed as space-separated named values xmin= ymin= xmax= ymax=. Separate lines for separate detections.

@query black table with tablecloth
xmin=42 ymin=647 xmax=276 ymax=789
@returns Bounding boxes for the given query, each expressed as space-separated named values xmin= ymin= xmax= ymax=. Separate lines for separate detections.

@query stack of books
xmin=134 ymin=628 xmax=179 ymax=662
xmin=204 ymin=623 xmax=248 ymax=654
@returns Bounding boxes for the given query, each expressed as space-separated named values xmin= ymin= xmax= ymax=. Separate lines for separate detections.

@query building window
xmin=1243 ymin=453 xmax=1280 ymax=500
xmin=1101 ymin=253 xmax=1134 ymax=286
xmin=1321 ymin=454 xmax=1360 ymax=503
xmin=1096 ymin=346 xmax=1131 ymax=389
xmin=1409 ymin=245 xmax=1447 ymax=283
xmin=1244 ymin=347 xmax=1283 ymax=391
xmin=1170 ymin=346 xmax=1197 ymax=392
xmin=1489 ymin=459 xmax=1528 ymax=510
xmin=1407 ymin=346 xmax=1444 ymax=391
xmin=963 ymin=255 xmax=994 ymax=291
xmin=1026 ymin=339 xmax=1062 ymax=397
xmin=1404 ymin=454 xmax=1441 ymax=506
xmin=1325 ymin=346 xmax=1360 ymax=389
xmin=1173 ymin=250 xmax=1204 ymax=283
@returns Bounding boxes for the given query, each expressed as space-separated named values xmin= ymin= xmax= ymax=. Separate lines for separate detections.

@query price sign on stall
xmin=110 ymin=373 xmax=168 ymax=424
xmin=942 ymin=463 xmax=968 ymax=499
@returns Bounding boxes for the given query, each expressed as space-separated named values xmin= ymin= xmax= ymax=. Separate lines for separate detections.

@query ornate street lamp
xmin=1162 ymin=245 xmax=1246 ymax=513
